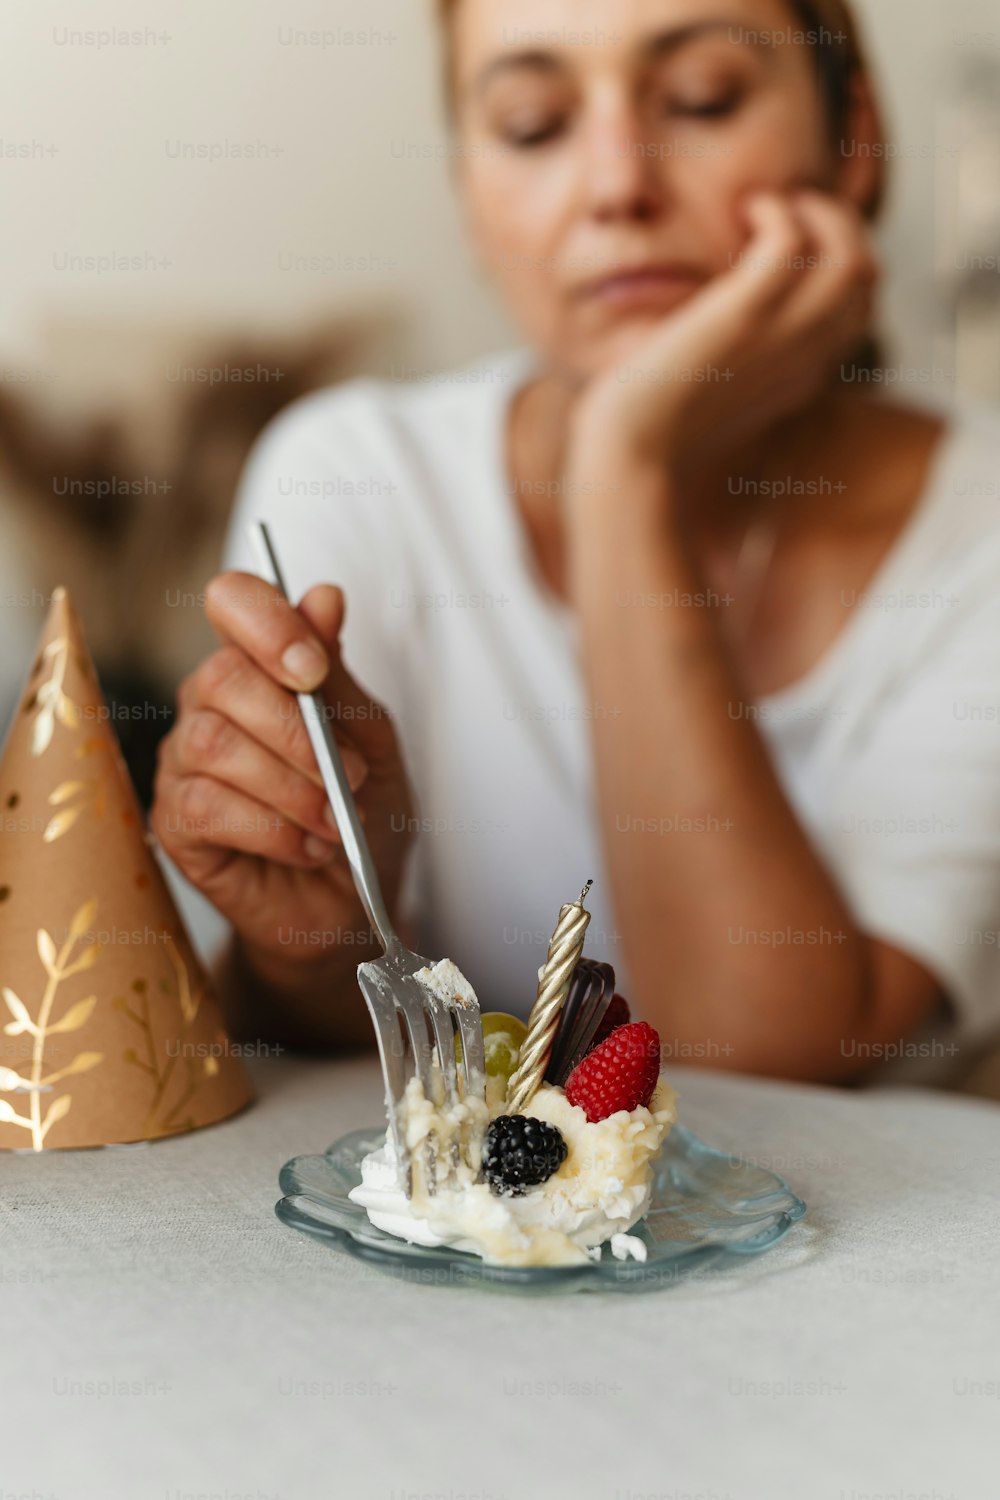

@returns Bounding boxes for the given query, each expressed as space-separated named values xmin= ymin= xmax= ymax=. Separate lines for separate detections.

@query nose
xmin=581 ymin=100 xmax=668 ymax=224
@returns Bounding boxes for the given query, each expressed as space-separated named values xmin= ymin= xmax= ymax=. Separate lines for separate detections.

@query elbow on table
xmin=633 ymin=941 xmax=944 ymax=1086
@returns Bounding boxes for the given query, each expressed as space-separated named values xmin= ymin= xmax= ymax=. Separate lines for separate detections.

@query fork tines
xmin=358 ymin=954 xmax=486 ymax=1197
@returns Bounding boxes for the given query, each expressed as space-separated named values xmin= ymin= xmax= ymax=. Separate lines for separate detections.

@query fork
xmin=250 ymin=523 xmax=486 ymax=1194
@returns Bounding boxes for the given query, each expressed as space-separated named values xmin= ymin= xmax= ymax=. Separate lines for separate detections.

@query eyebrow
xmin=645 ymin=18 xmax=759 ymax=61
xmin=473 ymin=19 xmax=756 ymax=94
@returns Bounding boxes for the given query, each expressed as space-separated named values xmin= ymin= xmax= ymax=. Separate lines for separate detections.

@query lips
xmin=575 ymin=264 xmax=703 ymax=309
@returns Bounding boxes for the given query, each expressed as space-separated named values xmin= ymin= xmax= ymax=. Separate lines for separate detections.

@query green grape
xmin=457 ymin=1011 xmax=527 ymax=1083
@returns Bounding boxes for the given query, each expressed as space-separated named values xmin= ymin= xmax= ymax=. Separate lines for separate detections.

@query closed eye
xmin=506 ymin=119 xmax=568 ymax=148
xmin=669 ymin=91 xmax=741 ymax=119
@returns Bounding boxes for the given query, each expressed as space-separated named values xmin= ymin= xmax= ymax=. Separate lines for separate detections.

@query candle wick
xmin=580 ymin=878 xmax=594 ymax=904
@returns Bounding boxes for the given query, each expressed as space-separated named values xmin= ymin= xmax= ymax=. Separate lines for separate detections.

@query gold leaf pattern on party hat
xmin=0 ymin=903 xmax=103 ymax=1149
xmin=3 ymin=988 xmax=35 ymax=1037
xmin=28 ymin=636 xmax=78 ymax=758
xmin=0 ymin=1063 xmax=37 ymax=1092
xmin=38 ymin=1051 xmax=103 ymax=1087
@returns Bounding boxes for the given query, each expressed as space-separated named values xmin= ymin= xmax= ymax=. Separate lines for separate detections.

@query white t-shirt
xmin=224 ymin=351 xmax=1000 ymax=1085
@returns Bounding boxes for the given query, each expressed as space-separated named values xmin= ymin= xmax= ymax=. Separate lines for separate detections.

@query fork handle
xmin=250 ymin=522 xmax=399 ymax=956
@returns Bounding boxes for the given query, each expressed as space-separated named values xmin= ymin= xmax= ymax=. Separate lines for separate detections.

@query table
xmin=3 ymin=1056 xmax=998 ymax=1500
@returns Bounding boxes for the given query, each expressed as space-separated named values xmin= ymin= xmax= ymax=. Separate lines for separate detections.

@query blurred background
xmin=2 ymin=0 xmax=1000 ymax=804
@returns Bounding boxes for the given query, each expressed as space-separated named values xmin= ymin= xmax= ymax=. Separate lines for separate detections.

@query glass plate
xmin=275 ymin=1125 xmax=807 ymax=1294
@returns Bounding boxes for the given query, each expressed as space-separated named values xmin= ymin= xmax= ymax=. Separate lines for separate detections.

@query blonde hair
xmin=435 ymin=0 xmax=886 ymax=219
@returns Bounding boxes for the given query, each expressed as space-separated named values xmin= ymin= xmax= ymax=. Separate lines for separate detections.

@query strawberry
xmin=588 ymin=992 xmax=631 ymax=1053
xmin=565 ymin=1021 xmax=661 ymax=1122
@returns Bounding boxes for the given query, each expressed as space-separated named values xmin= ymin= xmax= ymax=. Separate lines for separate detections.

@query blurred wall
xmin=0 ymin=0 xmax=514 ymax=398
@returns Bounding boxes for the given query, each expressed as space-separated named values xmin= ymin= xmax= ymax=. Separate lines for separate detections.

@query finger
xmin=704 ymin=191 xmax=812 ymax=320
xmin=162 ymin=707 xmax=365 ymax=848
xmin=794 ymin=191 xmax=879 ymax=284
xmin=769 ymin=191 xmax=878 ymax=337
xmin=154 ymin=767 xmax=340 ymax=872
xmin=297 ymin=584 xmax=401 ymax=768
xmin=767 ymin=269 xmax=876 ymax=383
xmin=180 ymin=647 xmax=369 ymax=795
xmin=204 ymin=571 xmax=330 ymax=692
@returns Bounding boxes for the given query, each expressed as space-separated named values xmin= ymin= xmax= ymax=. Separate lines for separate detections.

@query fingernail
xmin=282 ymin=642 xmax=327 ymax=690
xmin=304 ymin=835 xmax=336 ymax=862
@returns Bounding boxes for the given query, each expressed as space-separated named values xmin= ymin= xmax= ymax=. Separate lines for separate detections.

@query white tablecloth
xmin=3 ymin=1057 xmax=998 ymax=1500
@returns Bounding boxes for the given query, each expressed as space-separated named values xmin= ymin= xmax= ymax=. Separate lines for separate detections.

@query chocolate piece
xmin=543 ymin=960 xmax=593 ymax=1085
xmin=555 ymin=961 xmax=616 ymax=1081
xmin=544 ymin=958 xmax=616 ymax=1085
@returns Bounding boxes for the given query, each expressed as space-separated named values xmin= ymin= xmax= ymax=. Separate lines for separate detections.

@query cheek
xmin=462 ymin=159 xmax=573 ymax=322
xmin=464 ymin=156 xmax=573 ymax=258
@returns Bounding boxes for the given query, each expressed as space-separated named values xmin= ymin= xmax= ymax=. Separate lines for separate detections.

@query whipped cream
xmin=350 ymin=1076 xmax=678 ymax=1268
xmin=413 ymin=958 xmax=479 ymax=1010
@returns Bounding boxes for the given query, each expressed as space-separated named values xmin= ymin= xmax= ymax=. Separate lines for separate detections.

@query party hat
xmin=0 ymin=588 xmax=253 ymax=1149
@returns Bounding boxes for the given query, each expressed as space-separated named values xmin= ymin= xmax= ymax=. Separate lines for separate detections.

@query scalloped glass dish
xmin=275 ymin=1124 xmax=807 ymax=1294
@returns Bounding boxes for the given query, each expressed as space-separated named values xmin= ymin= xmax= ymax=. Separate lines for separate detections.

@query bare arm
xmin=568 ymin=465 xmax=939 ymax=1081
xmin=562 ymin=190 xmax=940 ymax=1080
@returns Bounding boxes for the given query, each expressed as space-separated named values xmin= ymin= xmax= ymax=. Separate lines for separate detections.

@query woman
xmin=151 ymin=0 xmax=1000 ymax=1084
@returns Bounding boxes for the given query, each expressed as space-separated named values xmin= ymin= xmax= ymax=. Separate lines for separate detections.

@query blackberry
xmin=482 ymin=1115 xmax=568 ymax=1197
